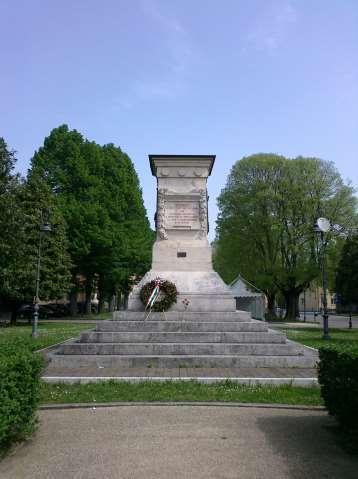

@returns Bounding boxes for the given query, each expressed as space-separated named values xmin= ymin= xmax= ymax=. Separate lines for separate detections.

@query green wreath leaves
xmin=140 ymin=279 xmax=178 ymax=312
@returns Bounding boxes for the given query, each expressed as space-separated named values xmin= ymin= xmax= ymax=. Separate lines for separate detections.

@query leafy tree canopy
xmin=214 ymin=153 xmax=357 ymax=319
xmin=0 ymin=137 xmax=17 ymax=191
xmin=0 ymin=138 xmax=71 ymax=319
xmin=29 ymin=125 xmax=153 ymax=308
xmin=335 ymin=235 xmax=358 ymax=307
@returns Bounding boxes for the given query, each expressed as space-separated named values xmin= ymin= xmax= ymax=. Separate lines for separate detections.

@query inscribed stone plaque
xmin=165 ymin=201 xmax=199 ymax=229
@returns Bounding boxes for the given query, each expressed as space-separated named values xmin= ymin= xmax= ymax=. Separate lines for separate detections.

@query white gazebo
xmin=229 ymin=275 xmax=265 ymax=320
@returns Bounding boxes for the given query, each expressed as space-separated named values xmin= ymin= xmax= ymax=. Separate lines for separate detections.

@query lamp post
xmin=315 ymin=217 xmax=330 ymax=340
xmin=32 ymin=217 xmax=52 ymax=338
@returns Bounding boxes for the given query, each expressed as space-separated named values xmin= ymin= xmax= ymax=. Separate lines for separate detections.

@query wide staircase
xmin=49 ymin=311 xmax=317 ymax=369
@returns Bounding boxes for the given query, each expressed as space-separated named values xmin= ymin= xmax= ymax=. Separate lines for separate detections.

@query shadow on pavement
xmin=256 ymin=413 xmax=358 ymax=479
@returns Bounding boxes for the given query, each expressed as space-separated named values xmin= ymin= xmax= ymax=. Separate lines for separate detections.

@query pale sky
xmin=1 ymin=0 xmax=357 ymax=239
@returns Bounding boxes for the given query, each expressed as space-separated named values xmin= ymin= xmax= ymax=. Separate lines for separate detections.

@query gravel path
xmin=1 ymin=405 xmax=357 ymax=479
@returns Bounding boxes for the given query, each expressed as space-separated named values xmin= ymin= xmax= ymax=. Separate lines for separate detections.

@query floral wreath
xmin=140 ymin=278 xmax=177 ymax=312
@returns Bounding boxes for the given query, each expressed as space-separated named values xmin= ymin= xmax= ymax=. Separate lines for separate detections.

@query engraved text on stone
xmin=165 ymin=202 xmax=200 ymax=229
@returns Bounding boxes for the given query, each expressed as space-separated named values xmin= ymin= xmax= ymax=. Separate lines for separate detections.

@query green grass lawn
xmin=277 ymin=327 xmax=358 ymax=351
xmin=0 ymin=321 xmax=325 ymax=407
xmin=40 ymin=380 xmax=323 ymax=406
xmin=0 ymin=322 xmax=95 ymax=352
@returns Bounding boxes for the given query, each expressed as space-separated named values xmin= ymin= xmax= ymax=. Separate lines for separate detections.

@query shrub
xmin=0 ymin=340 xmax=44 ymax=450
xmin=318 ymin=345 xmax=358 ymax=432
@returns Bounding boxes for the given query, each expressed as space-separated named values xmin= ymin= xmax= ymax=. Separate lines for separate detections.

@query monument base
xmin=46 ymin=155 xmax=318 ymax=372
xmin=128 ymin=270 xmax=236 ymax=312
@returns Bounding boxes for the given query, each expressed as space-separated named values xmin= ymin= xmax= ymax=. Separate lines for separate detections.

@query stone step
xmin=60 ymin=342 xmax=303 ymax=356
xmin=113 ymin=311 xmax=251 ymax=322
xmin=96 ymin=321 xmax=269 ymax=333
xmin=80 ymin=331 xmax=285 ymax=344
xmin=50 ymin=353 xmax=317 ymax=369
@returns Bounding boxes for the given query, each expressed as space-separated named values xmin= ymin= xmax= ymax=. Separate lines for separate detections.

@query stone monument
xmin=128 ymin=155 xmax=236 ymax=312
xmin=48 ymin=153 xmax=317 ymax=371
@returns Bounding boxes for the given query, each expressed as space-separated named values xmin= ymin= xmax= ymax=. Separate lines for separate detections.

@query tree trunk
xmin=97 ymin=283 xmax=108 ymax=313
xmin=85 ymin=279 xmax=93 ymax=315
xmin=10 ymin=304 xmax=17 ymax=325
xmin=69 ymin=291 xmax=77 ymax=316
xmin=284 ymin=290 xmax=300 ymax=321
xmin=295 ymin=295 xmax=300 ymax=319
xmin=117 ymin=292 xmax=124 ymax=311
xmin=85 ymin=294 xmax=92 ymax=315
xmin=109 ymin=295 xmax=116 ymax=312
xmin=265 ymin=293 xmax=277 ymax=320
xmin=123 ymin=293 xmax=129 ymax=310
xmin=98 ymin=296 xmax=105 ymax=313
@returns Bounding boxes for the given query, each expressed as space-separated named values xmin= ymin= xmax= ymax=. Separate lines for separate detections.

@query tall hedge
xmin=0 ymin=341 xmax=44 ymax=450
xmin=318 ymin=345 xmax=358 ymax=432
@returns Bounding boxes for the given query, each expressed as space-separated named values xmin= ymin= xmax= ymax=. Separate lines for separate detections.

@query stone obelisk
xmin=128 ymin=155 xmax=236 ymax=312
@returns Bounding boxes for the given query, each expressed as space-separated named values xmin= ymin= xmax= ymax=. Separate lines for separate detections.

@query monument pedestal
xmin=47 ymin=154 xmax=318 ymax=372
xmin=128 ymin=270 xmax=235 ymax=312
xmin=128 ymin=155 xmax=236 ymax=313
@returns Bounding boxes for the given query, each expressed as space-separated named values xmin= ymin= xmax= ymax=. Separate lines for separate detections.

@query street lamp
xmin=32 ymin=215 xmax=52 ymax=338
xmin=314 ymin=217 xmax=331 ymax=340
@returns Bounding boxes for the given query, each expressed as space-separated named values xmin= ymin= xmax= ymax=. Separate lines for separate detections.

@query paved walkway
xmin=270 ymin=314 xmax=358 ymax=329
xmin=1 ymin=405 xmax=357 ymax=479
xmin=43 ymin=365 xmax=318 ymax=384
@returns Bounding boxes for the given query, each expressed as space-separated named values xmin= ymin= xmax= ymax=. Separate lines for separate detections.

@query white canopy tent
xmin=229 ymin=275 xmax=265 ymax=320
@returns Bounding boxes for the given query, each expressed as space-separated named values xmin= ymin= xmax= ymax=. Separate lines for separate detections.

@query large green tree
xmin=29 ymin=125 xmax=153 ymax=313
xmin=0 ymin=138 xmax=22 ymax=317
xmin=0 ymin=138 xmax=71 ymax=322
xmin=335 ymin=235 xmax=358 ymax=312
xmin=93 ymin=143 xmax=153 ymax=310
xmin=215 ymin=154 xmax=357 ymax=320
xmin=214 ymin=154 xmax=285 ymax=317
